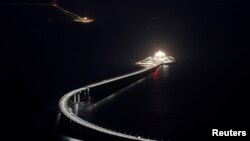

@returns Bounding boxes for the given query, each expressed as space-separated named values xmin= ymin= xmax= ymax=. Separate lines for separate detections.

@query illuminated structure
xmin=154 ymin=50 xmax=166 ymax=62
xmin=136 ymin=50 xmax=175 ymax=67
xmin=0 ymin=0 xmax=95 ymax=24
xmin=74 ymin=16 xmax=94 ymax=23
xmin=59 ymin=51 xmax=175 ymax=141
xmin=52 ymin=0 xmax=94 ymax=24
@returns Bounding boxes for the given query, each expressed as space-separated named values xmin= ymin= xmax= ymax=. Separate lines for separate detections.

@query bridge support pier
xmin=87 ymin=88 xmax=90 ymax=100
xmin=77 ymin=93 xmax=80 ymax=103
xmin=73 ymin=93 xmax=81 ymax=104
xmin=83 ymin=88 xmax=91 ymax=101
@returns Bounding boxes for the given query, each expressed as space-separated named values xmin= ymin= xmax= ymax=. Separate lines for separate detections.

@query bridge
xmin=52 ymin=0 xmax=94 ymax=23
xmin=0 ymin=0 xmax=94 ymax=24
xmin=59 ymin=51 xmax=175 ymax=140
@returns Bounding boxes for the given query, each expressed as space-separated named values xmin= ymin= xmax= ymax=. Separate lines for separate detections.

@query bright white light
xmin=136 ymin=50 xmax=174 ymax=67
xmin=154 ymin=50 xmax=166 ymax=62
xmin=74 ymin=16 xmax=94 ymax=23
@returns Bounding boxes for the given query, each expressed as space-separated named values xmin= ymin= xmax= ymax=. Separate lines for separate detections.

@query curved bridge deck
xmin=59 ymin=58 xmax=174 ymax=141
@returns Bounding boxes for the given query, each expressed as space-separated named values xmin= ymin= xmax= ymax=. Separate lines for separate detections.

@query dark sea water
xmin=1 ymin=1 xmax=248 ymax=141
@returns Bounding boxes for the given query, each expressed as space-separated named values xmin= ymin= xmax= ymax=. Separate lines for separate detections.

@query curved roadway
xmin=59 ymin=57 xmax=175 ymax=140
xmin=59 ymin=65 xmax=160 ymax=141
xmin=59 ymin=54 xmax=176 ymax=140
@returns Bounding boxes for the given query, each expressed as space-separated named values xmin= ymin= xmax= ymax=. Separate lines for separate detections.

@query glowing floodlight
xmin=136 ymin=50 xmax=174 ymax=67
xmin=154 ymin=50 xmax=166 ymax=62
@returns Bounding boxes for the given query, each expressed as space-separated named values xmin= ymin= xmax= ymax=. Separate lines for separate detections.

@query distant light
xmin=74 ymin=16 xmax=94 ymax=23
xmin=52 ymin=0 xmax=58 ymax=7
xmin=136 ymin=50 xmax=174 ymax=67
xmin=154 ymin=50 xmax=166 ymax=62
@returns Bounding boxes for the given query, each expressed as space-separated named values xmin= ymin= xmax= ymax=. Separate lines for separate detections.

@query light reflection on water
xmin=152 ymin=65 xmax=170 ymax=113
